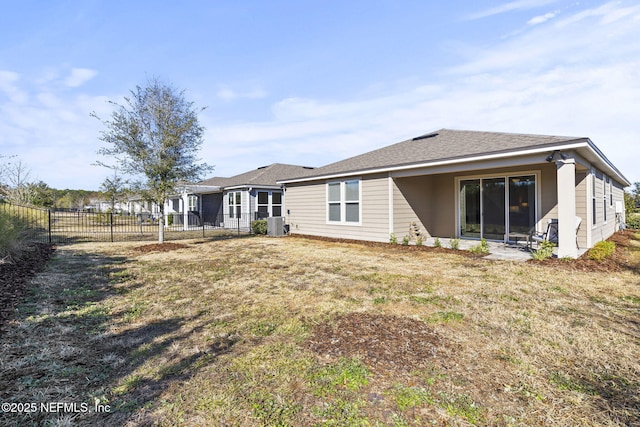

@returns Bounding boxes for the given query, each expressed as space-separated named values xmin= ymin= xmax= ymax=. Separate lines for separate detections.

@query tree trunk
xmin=158 ymin=208 xmax=165 ymax=244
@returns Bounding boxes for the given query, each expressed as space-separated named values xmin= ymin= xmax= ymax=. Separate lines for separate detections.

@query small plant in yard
xmin=390 ymin=384 xmax=434 ymax=410
xmin=389 ymin=233 xmax=398 ymax=244
xmin=402 ymin=235 xmax=410 ymax=246
xmin=587 ymin=240 xmax=615 ymax=261
xmin=308 ymin=357 xmax=370 ymax=395
xmin=433 ymin=237 xmax=441 ymax=248
xmin=531 ymin=240 xmax=554 ymax=260
xmin=449 ymin=238 xmax=460 ymax=250
xmin=416 ymin=235 xmax=424 ymax=246
xmin=438 ymin=391 xmax=485 ymax=424
xmin=251 ymin=219 xmax=268 ymax=235
xmin=469 ymin=238 xmax=490 ymax=255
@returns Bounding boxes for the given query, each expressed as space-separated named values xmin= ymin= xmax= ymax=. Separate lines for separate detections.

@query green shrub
xmin=531 ymin=240 xmax=555 ymax=260
xmin=389 ymin=233 xmax=397 ymax=245
xmin=626 ymin=214 xmax=640 ymax=230
xmin=450 ymin=238 xmax=460 ymax=250
xmin=251 ymin=220 xmax=268 ymax=235
xmin=0 ymin=208 xmax=29 ymax=261
xmin=416 ymin=235 xmax=424 ymax=246
xmin=402 ymin=235 xmax=410 ymax=246
xmin=433 ymin=237 xmax=441 ymax=248
xmin=469 ymin=238 xmax=490 ymax=255
xmin=588 ymin=240 xmax=615 ymax=261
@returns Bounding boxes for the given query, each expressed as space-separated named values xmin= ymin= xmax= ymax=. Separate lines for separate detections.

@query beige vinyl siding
xmin=575 ymin=172 xmax=588 ymax=248
xmin=392 ymin=176 xmax=428 ymax=238
xmin=590 ymin=169 xmax=605 ymax=245
xmin=285 ymin=174 xmax=390 ymax=242
xmin=585 ymin=169 xmax=625 ymax=246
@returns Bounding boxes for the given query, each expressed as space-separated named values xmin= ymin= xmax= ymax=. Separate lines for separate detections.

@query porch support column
xmin=556 ymin=158 xmax=577 ymax=258
xmin=182 ymin=193 xmax=189 ymax=231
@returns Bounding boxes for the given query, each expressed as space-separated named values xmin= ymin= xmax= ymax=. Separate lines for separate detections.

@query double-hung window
xmin=327 ymin=179 xmax=360 ymax=224
xmin=257 ymin=191 xmax=269 ymax=218
xmin=272 ymin=192 xmax=282 ymax=216
xmin=228 ymin=192 xmax=241 ymax=219
xmin=188 ymin=195 xmax=198 ymax=212
xmin=256 ymin=191 xmax=283 ymax=218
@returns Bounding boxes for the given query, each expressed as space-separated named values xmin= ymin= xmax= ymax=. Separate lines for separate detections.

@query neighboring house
xmin=165 ymin=163 xmax=316 ymax=230
xmin=127 ymin=198 xmax=155 ymax=215
xmin=280 ymin=129 xmax=630 ymax=258
xmin=85 ymin=199 xmax=128 ymax=213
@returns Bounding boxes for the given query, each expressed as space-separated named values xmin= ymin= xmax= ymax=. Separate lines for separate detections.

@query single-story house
xmin=165 ymin=163 xmax=315 ymax=230
xmin=280 ymin=129 xmax=630 ymax=258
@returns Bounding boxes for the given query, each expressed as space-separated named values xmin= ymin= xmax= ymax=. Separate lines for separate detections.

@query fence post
xmin=48 ymin=209 xmax=52 ymax=244
xmin=110 ymin=212 xmax=114 ymax=242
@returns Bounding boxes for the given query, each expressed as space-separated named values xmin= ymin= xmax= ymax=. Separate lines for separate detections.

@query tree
xmin=0 ymin=158 xmax=34 ymax=205
xmin=28 ymin=181 xmax=55 ymax=207
xmin=93 ymin=77 xmax=211 ymax=242
xmin=99 ymin=171 xmax=128 ymax=212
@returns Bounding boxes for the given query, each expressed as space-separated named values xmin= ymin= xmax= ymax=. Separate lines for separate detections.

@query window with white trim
xmin=256 ymin=191 xmax=283 ymax=218
xmin=228 ymin=191 xmax=241 ymax=219
xmin=272 ymin=192 xmax=282 ymax=216
xmin=608 ymin=176 xmax=613 ymax=207
xmin=257 ymin=191 xmax=269 ymax=218
xmin=327 ymin=179 xmax=360 ymax=224
xmin=188 ymin=195 xmax=198 ymax=212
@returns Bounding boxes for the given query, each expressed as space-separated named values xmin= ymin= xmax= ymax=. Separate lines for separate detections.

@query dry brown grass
xmin=1 ymin=233 xmax=639 ymax=426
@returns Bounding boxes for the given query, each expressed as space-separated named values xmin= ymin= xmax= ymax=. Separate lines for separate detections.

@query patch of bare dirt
xmin=0 ymin=243 xmax=55 ymax=326
xmin=133 ymin=242 xmax=189 ymax=253
xmin=304 ymin=312 xmax=446 ymax=374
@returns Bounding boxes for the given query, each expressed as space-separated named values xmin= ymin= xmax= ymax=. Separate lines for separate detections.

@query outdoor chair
xmin=528 ymin=219 xmax=558 ymax=249
xmin=528 ymin=216 xmax=582 ymax=249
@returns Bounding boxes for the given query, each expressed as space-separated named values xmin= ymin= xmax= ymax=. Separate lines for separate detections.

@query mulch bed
xmin=529 ymin=229 xmax=638 ymax=273
xmin=292 ymin=231 xmax=639 ymax=274
xmin=0 ymin=243 xmax=55 ymax=326
xmin=288 ymin=233 xmax=484 ymax=258
xmin=304 ymin=312 xmax=445 ymax=374
xmin=132 ymin=242 xmax=189 ymax=253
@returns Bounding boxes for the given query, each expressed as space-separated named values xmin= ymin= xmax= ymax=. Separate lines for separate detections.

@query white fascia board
xmin=279 ymin=142 xmax=591 ymax=184
xmin=222 ymin=184 xmax=282 ymax=191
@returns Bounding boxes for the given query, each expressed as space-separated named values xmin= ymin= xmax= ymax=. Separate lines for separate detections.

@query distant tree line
xmin=0 ymin=155 xmax=105 ymax=210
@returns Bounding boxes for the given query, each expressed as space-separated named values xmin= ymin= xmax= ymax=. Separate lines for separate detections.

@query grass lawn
xmin=1 ymin=233 xmax=639 ymax=426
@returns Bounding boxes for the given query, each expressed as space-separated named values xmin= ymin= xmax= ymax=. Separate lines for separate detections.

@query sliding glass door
xmin=508 ymin=176 xmax=536 ymax=234
xmin=459 ymin=175 xmax=536 ymax=241
xmin=460 ymin=180 xmax=480 ymax=238
xmin=482 ymin=178 xmax=506 ymax=240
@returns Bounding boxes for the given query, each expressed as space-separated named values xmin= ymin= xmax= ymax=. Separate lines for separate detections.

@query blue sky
xmin=1 ymin=0 xmax=638 ymax=190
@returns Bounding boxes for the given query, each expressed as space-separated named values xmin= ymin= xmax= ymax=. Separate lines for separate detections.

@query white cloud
xmin=0 ymin=70 xmax=28 ymax=104
xmin=64 ymin=68 xmax=98 ymax=88
xmin=204 ymin=1 xmax=640 ymax=185
xmin=466 ymin=0 xmax=559 ymax=20
xmin=527 ymin=11 xmax=558 ymax=25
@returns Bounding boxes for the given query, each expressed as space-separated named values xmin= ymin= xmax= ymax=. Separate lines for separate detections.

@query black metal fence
xmin=0 ymin=202 xmax=253 ymax=244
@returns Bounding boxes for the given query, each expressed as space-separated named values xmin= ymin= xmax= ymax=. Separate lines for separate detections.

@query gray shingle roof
xmin=200 ymin=163 xmax=316 ymax=188
xmin=286 ymin=129 xmax=587 ymax=180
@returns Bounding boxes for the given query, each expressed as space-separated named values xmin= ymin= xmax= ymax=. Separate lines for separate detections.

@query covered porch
xmin=390 ymin=151 xmax=589 ymax=258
